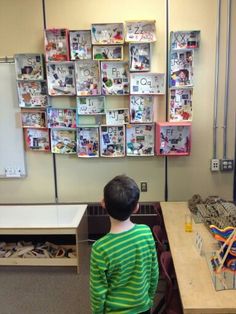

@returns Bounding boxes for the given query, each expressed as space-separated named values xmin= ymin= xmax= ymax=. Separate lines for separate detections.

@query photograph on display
xmin=106 ymin=108 xmax=129 ymax=125
xmin=169 ymin=88 xmax=193 ymax=122
xmin=130 ymin=95 xmax=153 ymax=123
xmin=91 ymin=23 xmax=124 ymax=45
xmin=170 ymin=31 xmax=200 ymax=50
xmin=69 ymin=30 xmax=92 ymax=60
xmin=170 ymin=50 xmax=194 ymax=87
xmin=130 ymin=73 xmax=165 ymax=95
xmin=126 ymin=123 xmax=155 ymax=156
xmin=156 ymin=123 xmax=191 ymax=156
xmin=101 ymin=62 xmax=129 ymax=95
xmin=77 ymin=96 xmax=105 ymax=115
xmin=21 ymin=109 xmax=46 ymax=128
xmin=77 ymin=126 xmax=99 ymax=157
xmin=129 ymin=43 xmax=150 ymax=72
xmin=47 ymin=108 xmax=77 ymax=128
xmin=51 ymin=129 xmax=76 ymax=154
xmin=75 ymin=60 xmax=101 ymax=96
xmin=93 ymin=45 xmax=123 ymax=61
xmin=14 ymin=54 xmax=44 ymax=80
xmin=100 ymin=125 xmax=125 ymax=157
xmin=44 ymin=28 xmax=69 ymax=62
xmin=24 ymin=128 xmax=50 ymax=152
xmin=17 ymin=81 xmax=48 ymax=108
xmin=125 ymin=20 xmax=156 ymax=43
xmin=46 ymin=62 xmax=76 ymax=96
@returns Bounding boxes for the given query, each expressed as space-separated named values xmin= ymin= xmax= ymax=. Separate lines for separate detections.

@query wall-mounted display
xmin=14 ymin=54 xmax=44 ymax=80
xmin=24 ymin=128 xmax=50 ymax=152
xmin=51 ymin=129 xmax=76 ymax=154
xmin=46 ymin=62 xmax=76 ymax=96
xmin=91 ymin=23 xmax=124 ymax=45
xmin=47 ymin=108 xmax=77 ymax=128
xmin=106 ymin=108 xmax=129 ymax=125
xmin=17 ymin=81 xmax=48 ymax=108
xmin=125 ymin=20 xmax=156 ymax=43
xmin=69 ymin=30 xmax=92 ymax=60
xmin=77 ymin=96 xmax=105 ymax=115
xmin=170 ymin=50 xmax=193 ymax=87
xmin=169 ymin=88 xmax=193 ymax=122
xmin=170 ymin=31 xmax=200 ymax=50
xmin=101 ymin=61 xmax=129 ymax=95
xmin=129 ymin=43 xmax=150 ymax=72
xmin=156 ymin=122 xmax=191 ymax=156
xmin=75 ymin=60 xmax=101 ymax=96
xmin=130 ymin=95 xmax=153 ymax=123
xmin=126 ymin=123 xmax=155 ymax=156
xmin=21 ymin=109 xmax=46 ymax=128
xmin=93 ymin=45 xmax=123 ymax=61
xmin=44 ymin=28 xmax=69 ymax=62
xmin=130 ymin=73 xmax=165 ymax=95
xmin=77 ymin=126 xmax=99 ymax=158
xmin=100 ymin=125 xmax=125 ymax=157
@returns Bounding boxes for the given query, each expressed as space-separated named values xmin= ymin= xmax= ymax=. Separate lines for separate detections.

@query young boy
xmin=90 ymin=175 xmax=159 ymax=314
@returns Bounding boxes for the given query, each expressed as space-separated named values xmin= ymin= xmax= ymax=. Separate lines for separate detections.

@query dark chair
xmin=159 ymin=251 xmax=183 ymax=314
xmin=152 ymin=225 xmax=166 ymax=257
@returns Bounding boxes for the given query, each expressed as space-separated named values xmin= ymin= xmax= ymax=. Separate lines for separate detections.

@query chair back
xmin=160 ymin=251 xmax=174 ymax=306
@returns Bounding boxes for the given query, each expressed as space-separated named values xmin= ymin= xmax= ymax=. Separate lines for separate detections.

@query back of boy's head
xmin=104 ymin=175 xmax=140 ymax=221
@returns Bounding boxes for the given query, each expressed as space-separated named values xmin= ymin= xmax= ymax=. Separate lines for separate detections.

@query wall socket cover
xmin=140 ymin=182 xmax=147 ymax=192
xmin=210 ymin=159 xmax=220 ymax=171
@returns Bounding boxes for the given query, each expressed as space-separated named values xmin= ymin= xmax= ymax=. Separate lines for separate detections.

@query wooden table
xmin=0 ymin=204 xmax=87 ymax=273
xmin=161 ymin=202 xmax=236 ymax=314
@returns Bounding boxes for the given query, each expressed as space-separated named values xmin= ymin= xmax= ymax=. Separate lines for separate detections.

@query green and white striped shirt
xmin=90 ymin=224 xmax=159 ymax=314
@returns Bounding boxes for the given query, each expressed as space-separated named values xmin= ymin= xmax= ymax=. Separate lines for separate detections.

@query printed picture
xmin=44 ymin=28 xmax=69 ymax=62
xmin=101 ymin=62 xmax=129 ymax=95
xmin=77 ymin=126 xmax=99 ymax=157
xmin=69 ymin=30 xmax=92 ymax=60
xmin=130 ymin=73 xmax=165 ymax=95
xmin=130 ymin=95 xmax=154 ymax=123
xmin=14 ymin=54 xmax=44 ymax=80
xmin=17 ymin=81 xmax=48 ymax=108
xmin=170 ymin=51 xmax=194 ymax=87
xmin=125 ymin=20 xmax=156 ymax=43
xmin=106 ymin=108 xmax=129 ymax=125
xmin=129 ymin=43 xmax=150 ymax=72
xmin=91 ymin=23 xmax=124 ymax=45
xmin=21 ymin=109 xmax=46 ymax=128
xmin=77 ymin=96 xmax=105 ymax=115
xmin=46 ymin=62 xmax=76 ymax=96
xmin=100 ymin=125 xmax=125 ymax=157
xmin=47 ymin=108 xmax=77 ymax=128
xmin=169 ymin=89 xmax=193 ymax=122
xmin=93 ymin=45 xmax=123 ymax=61
xmin=24 ymin=128 xmax=50 ymax=152
xmin=170 ymin=31 xmax=200 ymax=50
xmin=126 ymin=123 xmax=155 ymax=156
xmin=51 ymin=129 xmax=76 ymax=154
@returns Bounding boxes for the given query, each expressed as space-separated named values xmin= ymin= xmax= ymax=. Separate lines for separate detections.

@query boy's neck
xmin=109 ymin=217 xmax=135 ymax=234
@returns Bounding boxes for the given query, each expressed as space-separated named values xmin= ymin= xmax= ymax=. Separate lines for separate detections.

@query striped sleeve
xmin=90 ymin=245 xmax=108 ymax=314
xmin=148 ymin=239 xmax=159 ymax=301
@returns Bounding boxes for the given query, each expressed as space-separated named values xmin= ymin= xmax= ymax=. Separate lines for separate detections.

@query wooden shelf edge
xmin=0 ymin=257 xmax=78 ymax=266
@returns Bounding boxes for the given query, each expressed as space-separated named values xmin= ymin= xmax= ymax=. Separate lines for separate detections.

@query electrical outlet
xmin=140 ymin=182 xmax=147 ymax=192
xmin=220 ymin=159 xmax=234 ymax=171
xmin=210 ymin=159 xmax=220 ymax=172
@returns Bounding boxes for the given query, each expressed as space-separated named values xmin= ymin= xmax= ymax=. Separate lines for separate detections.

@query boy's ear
xmin=101 ymin=199 xmax=105 ymax=209
xmin=133 ymin=203 xmax=139 ymax=214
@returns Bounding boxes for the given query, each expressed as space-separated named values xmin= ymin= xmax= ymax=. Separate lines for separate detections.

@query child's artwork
xmin=47 ymin=62 xmax=76 ymax=96
xmin=47 ymin=108 xmax=76 ymax=128
xmin=169 ymin=88 xmax=193 ymax=122
xmin=129 ymin=43 xmax=150 ymax=72
xmin=130 ymin=73 xmax=165 ymax=95
xmin=21 ymin=109 xmax=46 ymax=128
xmin=17 ymin=81 xmax=48 ymax=108
xmin=77 ymin=126 xmax=99 ymax=158
xmin=106 ymin=108 xmax=129 ymax=125
xmin=130 ymin=95 xmax=153 ymax=123
xmin=69 ymin=30 xmax=92 ymax=60
xmin=100 ymin=125 xmax=125 ymax=157
xmin=77 ymin=96 xmax=105 ymax=115
xmin=126 ymin=123 xmax=155 ymax=156
xmin=170 ymin=51 xmax=193 ymax=87
xmin=44 ymin=28 xmax=69 ymax=61
xmin=51 ymin=129 xmax=76 ymax=154
xmin=171 ymin=31 xmax=200 ymax=50
xmin=24 ymin=128 xmax=50 ymax=152
xmin=75 ymin=60 xmax=101 ymax=96
xmin=125 ymin=20 xmax=156 ymax=42
xmin=156 ymin=122 xmax=191 ymax=156
xmin=93 ymin=45 xmax=123 ymax=61
xmin=91 ymin=23 xmax=124 ymax=45
xmin=14 ymin=54 xmax=44 ymax=80
xmin=101 ymin=62 xmax=129 ymax=95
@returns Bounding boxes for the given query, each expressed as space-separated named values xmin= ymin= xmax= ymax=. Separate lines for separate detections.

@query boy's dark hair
xmin=104 ymin=175 xmax=140 ymax=221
